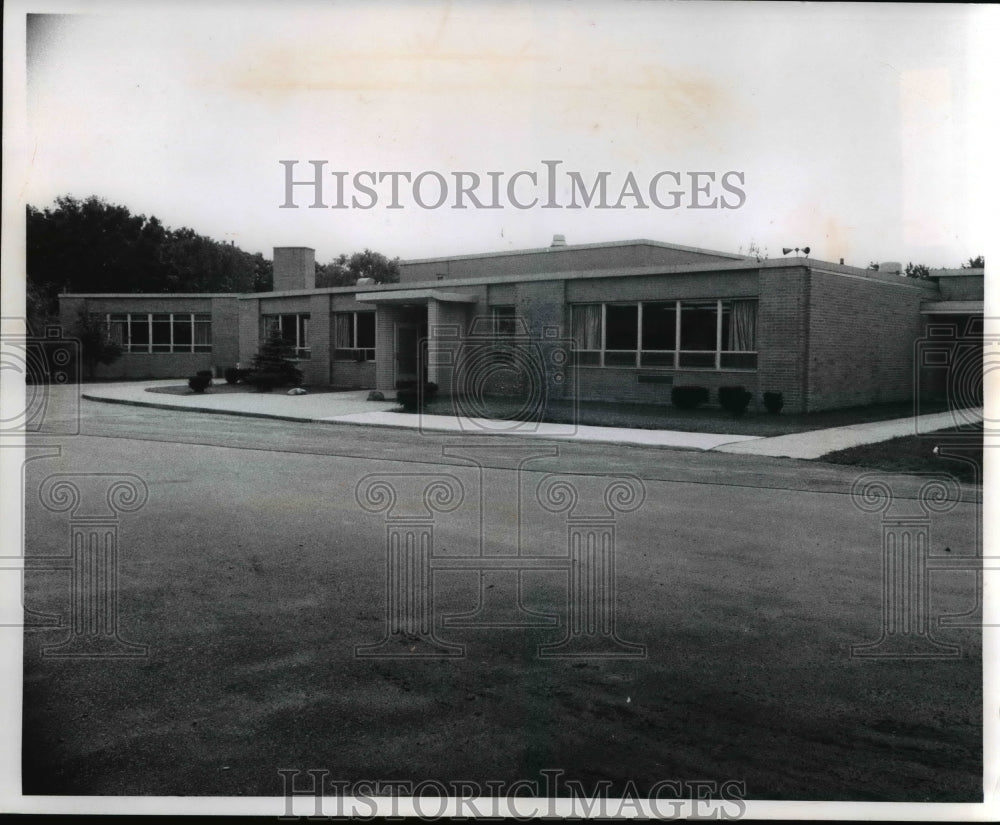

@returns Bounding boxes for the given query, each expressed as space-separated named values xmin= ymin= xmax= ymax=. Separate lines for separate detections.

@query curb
xmin=80 ymin=392 xmax=741 ymax=451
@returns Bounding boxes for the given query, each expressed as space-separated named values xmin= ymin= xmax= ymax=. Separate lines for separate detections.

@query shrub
xmin=718 ymin=386 xmax=753 ymax=417
xmin=196 ymin=369 xmax=213 ymax=378
xmin=244 ymin=332 xmax=303 ymax=392
xmin=763 ymin=391 xmax=784 ymax=414
xmin=188 ymin=374 xmax=212 ymax=393
xmin=395 ymin=381 xmax=439 ymax=412
xmin=671 ymin=385 xmax=710 ymax=410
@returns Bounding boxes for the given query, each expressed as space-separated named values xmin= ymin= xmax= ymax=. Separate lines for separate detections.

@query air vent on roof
xmin=550 ymin=234 xmax=567 ymax=248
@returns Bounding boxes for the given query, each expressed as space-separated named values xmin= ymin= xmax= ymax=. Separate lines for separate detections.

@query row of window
xmin=261 ymin=312 xmax=378 ymax=361
xmin=571 ymin=299 xmax=758 ymax=369
xmin=97 ymin=301 xmax=758 ymax=371
xmin=98 ymin=313 xmax=212 ymax=353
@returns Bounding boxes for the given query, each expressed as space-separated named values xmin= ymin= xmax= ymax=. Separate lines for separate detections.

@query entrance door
xmin=394 ymin=323 xmax=420 ymax=387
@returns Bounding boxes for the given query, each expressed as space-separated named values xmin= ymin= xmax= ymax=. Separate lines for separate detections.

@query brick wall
xmin=210 ymin=297 xmax=240 ymax=370
xmin=935 ymin=276 xmax=984 ymax=301
xmin=757 ymin=267 xmax=809 ymax=413
xmin=300 ymin=294 xmax=331 ymax=386
xmin=806 ymin=272 xmax=925 ymax=410
xmin=330 ymin=360 xmax=377 ymax=389
xmin=238 ymin=298 xmax=260 ymax=367
xmin=59 ymin=295 xmax=227 ymax=380
xmin=427 ymin=300 xmax=471 ymax=395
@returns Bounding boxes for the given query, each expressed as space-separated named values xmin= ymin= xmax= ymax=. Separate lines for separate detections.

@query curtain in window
xmin=194 ymin=319 xmax=212 ymax=347
xmin=572 ymin=305 xmax=602 ymax=350
xmin=108 ymin=316 xmax=127 ymax=347
xmin=334 ymin=314 xmax=353 ymax=348
xmin=727 ymin=300 xmax=757 ymax=351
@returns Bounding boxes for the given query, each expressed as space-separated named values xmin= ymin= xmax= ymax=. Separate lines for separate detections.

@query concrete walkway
xmin=715 ymin=407 xmax=983 ymax=459
xmin=79 ymin=380 xmax=982 ymax=457
xmin=79 ymin=381 xmax=759 ymax=450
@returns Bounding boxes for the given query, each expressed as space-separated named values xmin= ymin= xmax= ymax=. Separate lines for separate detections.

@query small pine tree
xmin=247 ymin=331 xmax=302 ymax=391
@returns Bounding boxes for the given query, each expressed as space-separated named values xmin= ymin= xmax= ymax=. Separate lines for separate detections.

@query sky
xmin=7 ymin=1 xmax=999 ymax=269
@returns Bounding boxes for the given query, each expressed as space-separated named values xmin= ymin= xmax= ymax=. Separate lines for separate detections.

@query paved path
xmin=80 ymin=380 xmax=982 ymax=457
xmin=715 ymin=408 xmax=983 ymax=459
xmin=80 ymin=381 xmax=760 ymax=451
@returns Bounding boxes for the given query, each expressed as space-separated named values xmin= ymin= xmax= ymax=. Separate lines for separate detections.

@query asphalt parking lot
xmin=18 ymin=390 xmax=983 ymax=802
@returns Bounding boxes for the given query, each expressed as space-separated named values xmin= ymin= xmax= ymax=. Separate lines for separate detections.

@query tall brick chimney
xmin=273 ymin=247 xmax=316 ymax=291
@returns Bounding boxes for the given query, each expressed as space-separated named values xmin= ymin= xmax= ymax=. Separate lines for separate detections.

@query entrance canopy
xmin=354 ymin=288 xmax=478 ymax=305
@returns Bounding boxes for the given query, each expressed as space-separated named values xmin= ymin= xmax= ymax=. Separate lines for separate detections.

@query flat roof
xmin=248 ymin=256 xmax=935 ymax=299
xmin=928 ymin=268 xmax=985 ymax=278
xmin=920 ymin=301 xmax=984 ymax=314
xmin=60 ymin=293 xmax=234 ymax=299
xmin=398 ymin=238 xmax=751 ymax=266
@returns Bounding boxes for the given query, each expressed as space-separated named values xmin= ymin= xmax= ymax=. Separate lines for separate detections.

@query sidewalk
xmin=80 ymin=380 xmax=982 ymax=456
xmin=715 ymin=408 xmax=982 ymax=459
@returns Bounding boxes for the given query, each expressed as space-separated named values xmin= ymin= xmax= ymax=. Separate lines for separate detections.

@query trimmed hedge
xmin=395 ymin=381 xmax=439 ymax=412
xmin=763 ymin=391 xmax=785 ymax=414
xmin=224 ymin=367 xmax=250 ymax=385
xmin=718 ymin=386 xmax=753 ymax=417
xmin=671 ymin=385 xmax=710 ymax=410
xmin=188 ymin=374 xmax=212 ymax=393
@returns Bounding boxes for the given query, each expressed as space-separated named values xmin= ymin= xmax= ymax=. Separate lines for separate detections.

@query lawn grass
xmin=407 ymin=395 xmax=961 ymax=437
xmin=820 ymin=423 xmax=983 ymax=483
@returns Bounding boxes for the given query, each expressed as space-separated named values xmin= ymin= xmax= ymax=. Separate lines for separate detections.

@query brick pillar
xmin=237 ymin=298 xmax=260 ymax=369
xmin=303 ymin=294 xmax=331 ymax=386
xmin=374 ymin=305 xmax=403 ymax=392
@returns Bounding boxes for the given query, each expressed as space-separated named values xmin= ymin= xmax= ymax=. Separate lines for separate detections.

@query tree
xmin=26 ymin=195 xmax=275 ymax=331
xmin=348 ymin=249 xmax=400 ymax=283
xmin=245 ymin=331 xmax=303 ymax=391
xmin=315 ymin=253 xmax=352 ymax=288
xmin=904 ymin=262 xmax=930 ymax=279
xmin=72 ymin=310 xmax=123 ymax=380
xmin=962 ymin=256 xmax=984 ymax=269
xmin=316 ymin=249 xmax=400 ymax=287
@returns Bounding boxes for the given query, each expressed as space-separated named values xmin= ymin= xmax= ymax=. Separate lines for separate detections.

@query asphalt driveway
xmin=18 ymin=393 xmax=983 ymax=804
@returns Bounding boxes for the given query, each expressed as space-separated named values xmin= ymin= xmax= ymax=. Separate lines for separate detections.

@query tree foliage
xmin=904 ymin=262 xmax=931 ymax=279
xmin=72 ymin=309 xmax=123 ymax=380
xmin=27 ymin=196 xmax=273 ymax=332
xmin=246 ymin=331 xmax=303 ymax=391
xmin=316 ymin=249 xmax=400 ymax=287
xmin=962 ymin=256 xmax=984 ymax=269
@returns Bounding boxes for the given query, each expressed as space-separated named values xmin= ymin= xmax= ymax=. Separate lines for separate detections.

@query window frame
xmin=97 ymin=312 xmax=212 ymax=354
xmin=570 ymin=299 xmax=757 ymax=371
xmin=332 ymin=311 xmax=375 ymax=361
xmin=262 ymin=313 xmax=311 ymax=359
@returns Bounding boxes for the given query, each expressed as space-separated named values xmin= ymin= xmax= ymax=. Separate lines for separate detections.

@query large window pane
xmin=725 ymin=300 xmax=757 ymax=351
xmin=151 ymin=314 xmax=171 ymax=352
xmin=641 ymin=302 xmax=676 ymax=351
xmin=678 ymin=351 xmax=716 ymax=368
xmin=680 ymin=302 xmax=717 ymax=351
xmin=173 ymin=314 xmax=192 ymax=350
xmin=571 ymin=305 xmax=602 ymax=351
xmin=357 ymin=313 xmax=376 ymax=348
xmin=130 ymin=314 xmax=149 ymax=351
xmin=194 ymin=315 xmax=212 ymax=352
xmin=605 ymin=304 xmax=638 ymax=351
xmin=640 ymin=351 xmax=675 ymax=367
